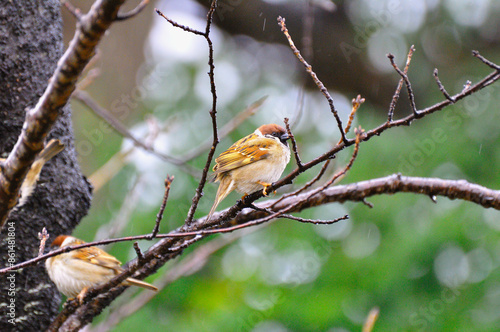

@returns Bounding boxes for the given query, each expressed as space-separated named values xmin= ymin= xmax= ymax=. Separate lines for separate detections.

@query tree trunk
xmin=0 ymin=1 xmax=92 ymax=330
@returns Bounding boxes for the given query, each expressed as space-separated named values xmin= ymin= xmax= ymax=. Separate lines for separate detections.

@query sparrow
xmin=0 ymin=139 xmax=64 ymax=207
xmin=45 ymin=235 xmax=158 ymax=300
xmin=208 ymin=123 xmax=291 ymax=221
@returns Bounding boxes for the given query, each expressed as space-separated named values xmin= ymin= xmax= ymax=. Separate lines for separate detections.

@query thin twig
xmin=433 ymin=68 xmax=455 ymax=103
xmin=155 ymin=8 xmax=205 ymax=36
xmin=284 ymin=117 xmax=303 ymax=169
xmin=277 ymin=16 xmax=347 ymax=143
xmin=388 ymin=45 xmax=415 ymax=121
xmin=149 ymin=175 xmax=174 ymax=239
xmin=183 ymin=0 xmax=219 ymax=226
xmin=269 ymin=159 xmax=331 ymax=209
xmin=156 ymin=2 xmax=220 ymax=225
xmin=116 ymin=0 xmax=149 ymax=21
xmin=61 ymin=0 xmax=82 ymax=20
xmin=362 ymin=198 xmax=374 ymax=208
xmin=133 ymin=242 xmax=144 ymax=264
xmin=73 ymin=90 xmax=201 ymax=177
xmin=346 ymin=95 xmax=365 ymax=133
xmin=472 ymin=50 xmax=500 ymax=71
xmin=387 ymin=49 xmax=418 ymax=116
xmin=37 ymin=227 xmax=49 ymax=258
xmin=244 ymin=202 xmax=348 ymax=225
xmin=307 ymin=127 xmax=364 ymax=196
xmin=272 ymin=95 xmax=364 ymax=208
xmin=280 ymin=213 xmax=349 ymax=225
xmin=337 ymin=94 xmax=364 ymax=145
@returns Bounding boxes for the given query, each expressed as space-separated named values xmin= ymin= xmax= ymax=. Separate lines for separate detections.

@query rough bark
xmin=0 ymin=1 xmax=92 ymax=331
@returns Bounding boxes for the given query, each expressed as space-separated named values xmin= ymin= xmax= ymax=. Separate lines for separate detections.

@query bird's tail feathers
xmin=38 ymin=139 xmax=64 ymax=162
xmin=125 ymin=277 xmax=158 ymax=292
xmin=207 ymin=178 xmax=234 ymax=222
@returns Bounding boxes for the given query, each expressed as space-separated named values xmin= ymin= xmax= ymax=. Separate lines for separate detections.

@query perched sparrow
xmin=45 ymin=235 xmax=158 ymax=299
xmin=208 ymin=123 xmax=291 ymax=220
xmin=0 ymin=139 xmax=64 ymax=207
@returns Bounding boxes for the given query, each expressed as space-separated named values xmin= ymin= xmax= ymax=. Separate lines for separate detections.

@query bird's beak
xmin=280 ymin=133 xmax=289 ymax=144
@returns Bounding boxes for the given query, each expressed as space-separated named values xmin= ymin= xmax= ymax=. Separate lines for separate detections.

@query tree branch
xmin=0 ymin=0 xmax=127 ymax=231
xmin=72 ymin=90 xmax=201 ymax=177
xmin=4 ymin=172 xmax=499 ymax=276
xmin=277 ymin=16 xmax=347 ymax=144
xmin=13 ymin=3 xmax=497 ymax=328
xmin=116 ymin=0 xmax=149 ymax=21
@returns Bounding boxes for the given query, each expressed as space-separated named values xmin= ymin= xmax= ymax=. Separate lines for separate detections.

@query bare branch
xmin=346 ymin=95 xmax=364 ymax=133
xmin=264 ymin=57 xmax=500 ymax=206
xmin=270 ymin=159 xmax=331 ymax=209
xmin=433 ymin=68 xmax=455 ymax=103
xmin=88 ymin=229 xmax=254 ymax=332
xmin=388 ymin=45 xmax=415 ymax=121
xmin=116 ymin=0 xmax=149 ymax=21
xmin=277 ymin=16 xmax=347 ymax=143
xmin=154 ymin=8 xmax=205 ymax=36
xmin=225 ymin=175 xmax=500 ymax=228
xmin=73 ymin=90 xmax=201 ymax=176
xmin=133 ymin=242 xmax=145 ymax=264
xmin=279 ymin=213 xmax=349 ymax=225
xmin=61 ymin=0 xmax=83 ymax=21
xmin=6 ymin=170 xmax=498 ymax=276
xmin=472 ymin=50 xmax=500 ymax=70
xmin=149 ymin=175 xmax=174 ymax=239
xmin=272 ymin=95 xmax=364 ymax=208
xmin=337 ymin=94 xmax=364 ymax=145
xmin=317 ymin=127 xmax=363 ymax=191
xmin=37 ymin=227 xmax=49 ymax=258
xmin=0 ymin=0 xmax=128 ymax=230
xmin=182 ymin=0 xmax=219 ymax=226
xmin=387 ymin=49 xmax=418 ymax=116
xmin=284 ymin=117 xmax=303 ymax=169
xmin=19 ymin=5 xmax=498 ymax=328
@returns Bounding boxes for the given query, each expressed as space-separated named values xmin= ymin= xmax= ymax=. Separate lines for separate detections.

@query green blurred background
xmin=63 ymin=0 xmax=499 ymax=331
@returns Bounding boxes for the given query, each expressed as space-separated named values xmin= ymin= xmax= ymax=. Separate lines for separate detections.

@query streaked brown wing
xmin=76 ymin=246 xmax=122 ymax=270
xmin=214 ymin=134 xmax=273 ymax=174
